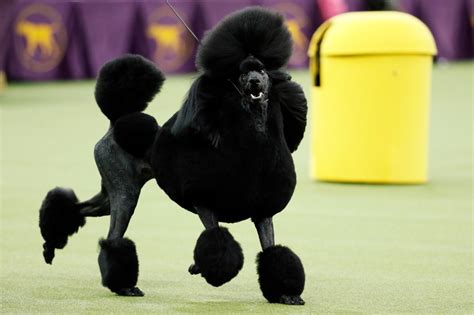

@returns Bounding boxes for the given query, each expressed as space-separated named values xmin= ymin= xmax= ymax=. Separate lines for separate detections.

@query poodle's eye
xmin=260 ymin=69 xmax=265 ymax=74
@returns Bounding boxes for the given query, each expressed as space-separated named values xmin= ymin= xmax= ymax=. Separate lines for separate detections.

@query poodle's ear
xmin=271 ymin=73 xmax=308 ymax=152
xmin=267 ymin=70 xmax=292 ymax=85
xmin=171 ymin=76 xmax=221 ymax=147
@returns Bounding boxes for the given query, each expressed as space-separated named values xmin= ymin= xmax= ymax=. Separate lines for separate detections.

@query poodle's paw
xmin=279 ymin=295 xmax=305 ymax=305
xmin=42 ymin=243 xmax=55 ymax=265
xmin=256 ymin=245 xmax=305 ymax=304
xmin=98 ymin=238 xmax=140 ymax=295
xmin=115 ymin=287 xmax=144 ymax=297
xmin=188 ymin=263 xmax=200 ymax=275
xmin=193 ymin=227 xmax=244 ymax=286
xmin=39 ymin=187 xmax=85 ymax=264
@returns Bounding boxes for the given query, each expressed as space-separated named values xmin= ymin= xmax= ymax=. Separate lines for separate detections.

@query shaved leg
xmin=195 ymin=206 xmax=218 ymax=230
xmin=106 ymin=190 xmax=140 ymax=239
xmin=94 ymin=130 xmax=152 ymax=297
xmin=254 ymin=217 xmax=305 ymax=305
xmin=189 ymin=206 xmax=243 ymax=285
xmin=254 ymin=217 xmax=275 ymax=250
xmin=189 ymin=206 xmax=218 ymax=274
xmin=78 ymin=188 xmax=110 ymax=217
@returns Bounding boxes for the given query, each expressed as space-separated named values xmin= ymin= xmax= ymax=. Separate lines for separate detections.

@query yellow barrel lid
xmin=308 ymin=11 xmax=437 ymax=57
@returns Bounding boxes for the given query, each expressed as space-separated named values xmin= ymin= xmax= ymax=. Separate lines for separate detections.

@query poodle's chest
xmin=152 ymin=127 xmax=296 ymax=222
xmin=187 ymin=142 xmax=296 ymax=219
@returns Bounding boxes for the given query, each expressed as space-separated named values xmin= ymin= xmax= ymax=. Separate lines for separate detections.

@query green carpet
xmin=1 ymin=63 xmax=472 ymax=313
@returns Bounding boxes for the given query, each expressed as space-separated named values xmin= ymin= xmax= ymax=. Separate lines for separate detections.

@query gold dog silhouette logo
xmin=147 ymin=6 xmax=194 ymax=72
xmin=14 ymin=4 xmax=67 ymax=73
xmin=271 ymin=3 xmax=310 ymax=66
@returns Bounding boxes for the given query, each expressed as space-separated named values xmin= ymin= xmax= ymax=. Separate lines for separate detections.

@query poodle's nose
xmin=249 ymin=78 xmax=260 ymax=87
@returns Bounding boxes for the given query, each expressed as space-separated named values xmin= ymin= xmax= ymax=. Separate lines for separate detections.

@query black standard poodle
xmin=38 ymin=6 xmax=307 ymax=305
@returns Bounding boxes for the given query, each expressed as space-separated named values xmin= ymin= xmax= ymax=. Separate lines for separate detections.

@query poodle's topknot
xmin=196 ymin=6 xmax=293 ymax=78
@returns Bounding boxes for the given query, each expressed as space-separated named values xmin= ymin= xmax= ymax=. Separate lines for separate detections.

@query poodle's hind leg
xmin=77 ymin=187 xmax=110 ymax=217
xmin=98 ymin=188 xmax=143 ymax=297
xmin=189 ymin=207 xmax=244 ymax=287
xmin=95 ymin=131 xmax=152 ymax=297
xmin=254 ymin=217 xmax=306 ymax=305
xmin=39 ymin=186 xmax=110 ymax=264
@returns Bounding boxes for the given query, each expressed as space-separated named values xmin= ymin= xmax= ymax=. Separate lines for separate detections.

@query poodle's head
xmin=196 ymin=7 xmax=292 ymax=79
xmin=236 ymin=55 xmax=270 ymax=132
xmin=238 ymin=56 xmax=270 ymax=108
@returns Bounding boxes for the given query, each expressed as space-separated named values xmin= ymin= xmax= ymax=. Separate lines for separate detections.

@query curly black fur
xmin=37 ymin=6 xmax=308 ymax=300
xmin=154 ymin=65 xmax=305 ymax=222
xmin=170 ymin=75 xmax=222 ymax=146
xmin=239 ymin=56 xmax=265 ymax=73
xmin=196 ymin=6 xmax=292 ymax=79
xmin=39 ymin=187 xmax=85 ymax=264
xmin=95 ymin=54 xmax=165 ymax=122
xmin=113 ymin=112 xmax=159 ymax=158
xmin=256 ymin=245 xmax=305 ymax=303
xmin=272 ymin=79 xmax=307 ymax=152
xmin=193 ymin=227 xmax=244 ymax=286
xmin=98 ymin=238 xmax=139 ymax=293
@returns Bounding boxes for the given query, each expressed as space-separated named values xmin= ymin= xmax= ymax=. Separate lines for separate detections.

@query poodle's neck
xmin=241 ymin=99 xmax=268 ymax=134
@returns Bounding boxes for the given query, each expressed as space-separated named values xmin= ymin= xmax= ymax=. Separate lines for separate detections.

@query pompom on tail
xmin=95 ymin=54 xmax=165 ymax=123
xmin=39 ymin=187 xmax=85 ymax=264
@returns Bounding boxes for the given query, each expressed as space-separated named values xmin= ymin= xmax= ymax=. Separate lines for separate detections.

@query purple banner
xmin=259 ymin=0 xmax=322 ymax=68
xmin=199 ymin=0 xmax=254 ymax=31
xmin=1 ymin=0 xmax=472 ymax=81
xmin=344 ymin=0 xmax=368 ymax=11
xmin=138 ymin=1 xmax=198 ymax=74
xmin=6 ymin=0 xmax=80 ymax=80
xmin=0 ymin=0 xmax=16 ymax=73
xmin=76 ymin=2 xmax=136 ymax=77
xmin=399 ymin=0 xmax=473 ymax=60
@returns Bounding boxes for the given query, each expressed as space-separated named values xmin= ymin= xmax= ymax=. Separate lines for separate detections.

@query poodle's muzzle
xmin=240 ymin=70 xmax=269 ymax=105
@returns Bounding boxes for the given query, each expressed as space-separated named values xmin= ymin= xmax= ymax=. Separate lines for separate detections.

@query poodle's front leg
xmin=254 ymin=217 xmax=306 ymax=305
xmin=254 ymin=217 xmax=274 ymax=249
xmin=188 ymin=206 xmax=218 ymax=275
xmin=196 ymin=206 xmax=218 ymax=230
xmin=188 ymin=207 xmax=218 ymax=274
xmin=189 ymin=206 xmax=244 ymax=286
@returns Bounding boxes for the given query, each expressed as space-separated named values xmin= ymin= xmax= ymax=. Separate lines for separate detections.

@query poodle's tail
xmin=39 ymin=187 xmax=109 ymax=264
xmin=94 ymin=54 xmax=165 ymax=123
xmin=94 ymin=54 xmax=164 ymax=158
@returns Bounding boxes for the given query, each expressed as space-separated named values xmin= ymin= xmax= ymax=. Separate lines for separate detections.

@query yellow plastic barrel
xmin=308 ymin=11 xmax=437 ymax=184
xmin=0 ymin=71 xmax=5 ymax=94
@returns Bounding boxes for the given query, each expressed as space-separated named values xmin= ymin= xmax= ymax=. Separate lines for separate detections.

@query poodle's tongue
xmin=250 ymin=92 xmax=263 ymax=100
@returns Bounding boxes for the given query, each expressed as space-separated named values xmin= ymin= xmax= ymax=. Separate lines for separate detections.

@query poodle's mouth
xmin=244 ymin=86 xmax=266 ymax=104
xmin=250 ymin=92 xmax=264 ymax=100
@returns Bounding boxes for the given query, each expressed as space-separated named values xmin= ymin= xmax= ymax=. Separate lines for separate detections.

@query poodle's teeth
xmin=251 ymin=92 xmax=263 ymax=100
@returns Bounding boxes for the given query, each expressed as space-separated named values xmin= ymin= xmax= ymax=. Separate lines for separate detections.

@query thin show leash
xmin=166 ymin=0 xmax=244 ymax=96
